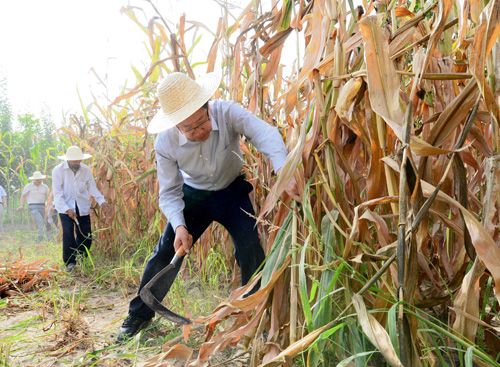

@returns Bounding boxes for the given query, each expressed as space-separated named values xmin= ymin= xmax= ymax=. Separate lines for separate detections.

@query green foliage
xmin=0 ymin=77 xmax=11 ymax=133
xmin=261 ymin=212 xmax=293 ymax=287
xmin=0 ymin=87 xmax=62 ymax=224
xmin=199 ymin=246 xmax=230 ymax=288
xmin=0 ymin=82 xmax=61 ymax=186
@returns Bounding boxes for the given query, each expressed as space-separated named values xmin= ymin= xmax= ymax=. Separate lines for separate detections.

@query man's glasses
xmin=178 ymin=110 xmax=210 ymax=134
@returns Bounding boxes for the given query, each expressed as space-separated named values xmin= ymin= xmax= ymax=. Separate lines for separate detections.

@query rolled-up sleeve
xmin=227 ymin=102 xmax=288 ymax=173
xmin=155 ymin=136 xmax=186 ymax=230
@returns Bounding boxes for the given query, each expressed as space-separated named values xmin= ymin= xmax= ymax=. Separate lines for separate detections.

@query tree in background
xmin=0 ymin=77 xmax=11 ymax=133
xmin=0 ymin=85 xmax=62 ymax=224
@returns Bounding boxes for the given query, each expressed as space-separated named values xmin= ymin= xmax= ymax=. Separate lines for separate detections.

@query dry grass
xmin=0 ymin=258 xmax=56 ymax=298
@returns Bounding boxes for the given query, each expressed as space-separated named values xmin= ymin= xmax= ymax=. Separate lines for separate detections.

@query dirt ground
xmin=1 ymin=226 xmax=136 ymax=366
xmin=0 ymin=225 xmax=248 ymax=367
xmin=2 ymin=288 xmax=131 ymax=366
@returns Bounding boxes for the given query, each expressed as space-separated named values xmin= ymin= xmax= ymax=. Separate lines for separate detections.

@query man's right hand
xmin=66 ymin=209 xmax=77 ymax=221
xmin=174 ymin=225 xmax=193 ymax=256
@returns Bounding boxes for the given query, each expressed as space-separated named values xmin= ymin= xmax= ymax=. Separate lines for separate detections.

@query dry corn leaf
xmin=469 ymin=0 xmax=499 ymax=117
xmin=359 ymin=209 xmax=391 ymax=246
xmin=259 ymin=114 xmax=307 ymax=218
xmin=395 ymin=7 xmax=415 ymax=18
xmin=165 ymin=343 xmax=193 ymax=360
xmin=335 ymin=77 xmax=364 ymax=121
xmin=452 ymin=258 xmax=484 ymax=342
xmin=344 ymin=196 xmax=399 ymax=258
xmin=196 ymin=260 xmax=288 ymax=326
xmin=421 ymin=180 xmax=500 ymax=304
xmin=359 ymin=16 xmax=404 ymax=138
xmin=352 ymin=294 xmax=404 ymax=367
xmin=427 ymin=80 xmax=479 ymax=147
xmin=145 ymin=344 xmax=194 ymax=366
xmin=470 ymin=0 xmax=482 ymax=23
xmin=389 ymin=26 xmax=419 ymax=59
xmin=262 ymin=46 xmax=284 ymax=84
xmin=359 ymin=16 xmax=447 ymax=157
xmin=483 ymin=156 xmax=500 ymax=243
xmin=183 ymin=323 xmax=192 ymax=343
xmin=207 ymin=18 xmax=223 ymax=73
xmin=419 ymin=0 xmax=452 ymax=84
xmin=284 ymin=8 xmax=327 ymax=113
xmin=258 ymin=321 xmax=334 ymax=367
xmin=193 ymin=261 xmax=290 ymax=363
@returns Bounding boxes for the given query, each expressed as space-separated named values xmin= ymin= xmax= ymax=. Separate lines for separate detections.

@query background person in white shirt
xmin=52 ymin=146 xmax=109 ymax=271
xmin=17 ymin=171 xmax=50 ymax=241
xmin=118 ymin=72 xmax=300 ymax=341
xmin=0 ymin=184 xmax=6 ymax=232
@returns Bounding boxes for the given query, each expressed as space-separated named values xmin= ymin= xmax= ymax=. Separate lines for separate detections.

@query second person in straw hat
xmin=118 ymin=71 xmax=300 ymax=341
xmin=18 ymin=171 xmax=50 ymax=241
xmin=51 ymin=146 xmax=109 ymax=272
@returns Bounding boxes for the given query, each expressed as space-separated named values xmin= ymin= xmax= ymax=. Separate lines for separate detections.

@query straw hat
xmin=57 ymin=146 xmax=92 ymax=161
xmin=147 ymin=72 xmax=221 ymax=134
xmin=29 ymin=171 xmax=47 ymax=180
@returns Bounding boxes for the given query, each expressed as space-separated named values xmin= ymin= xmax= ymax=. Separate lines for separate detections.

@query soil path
xmin=1 ymin=227 xmax=248 ymax=366
xmin=1 ymin=228 xmax=136 ymax=366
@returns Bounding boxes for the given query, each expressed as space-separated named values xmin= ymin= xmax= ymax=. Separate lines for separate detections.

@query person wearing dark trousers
xmin=51 ymin=146 xmax=109 ymax=272
xmin=127 ymin=176 xmax=265 ymax=322
xmin=59 ymin=203 xmax=92 ymax=266
xmin=117 ymin=71 xmax=300 ymax=341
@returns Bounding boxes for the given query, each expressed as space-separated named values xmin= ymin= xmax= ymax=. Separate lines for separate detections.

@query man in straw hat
xmin=118 ymin=71 xmax=299 ymax=340
xmin=52 ymin=146 xmax=109 ymax=271
xmin=18 ymin=171 xmax=50 ymax=241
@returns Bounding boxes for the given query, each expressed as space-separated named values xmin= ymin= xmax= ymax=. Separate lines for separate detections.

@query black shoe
xmin=66 ymin=263 xmax=76 ymax=272
xmin=117 ymin=315 xmax=151 ymax=342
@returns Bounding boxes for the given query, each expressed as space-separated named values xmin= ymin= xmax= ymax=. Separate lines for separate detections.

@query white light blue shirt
xmin=52 ymin=161 xmax=106 ymax=216
xmin=155 ymin=99 xmax=288 ymax=230
xmin=22 ymin=183 xmax=49 ymax=204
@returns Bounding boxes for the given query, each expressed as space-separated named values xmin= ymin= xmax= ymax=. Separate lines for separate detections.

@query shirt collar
xmin=178 ymin=104 xmax=218 ymax=146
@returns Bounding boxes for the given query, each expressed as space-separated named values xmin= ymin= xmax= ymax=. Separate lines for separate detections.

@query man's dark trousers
xmin=128 ymin=175 xmax=265 ymax=321
xmin=59 ymin=204 xmax=92 ymax=266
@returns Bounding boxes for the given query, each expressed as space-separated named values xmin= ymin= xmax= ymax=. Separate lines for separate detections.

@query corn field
xmin=56 ymin=0 xmax=499 ymax=365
